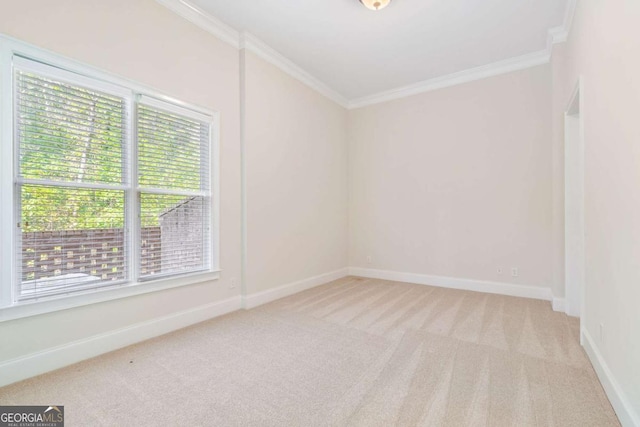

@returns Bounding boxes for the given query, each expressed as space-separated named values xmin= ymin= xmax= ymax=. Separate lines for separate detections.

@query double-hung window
xmin=0 ymin=39 xmax=218 ymax=314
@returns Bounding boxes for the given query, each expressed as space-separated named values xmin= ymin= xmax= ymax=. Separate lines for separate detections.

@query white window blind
xmin=15 ymin=65 xmax=128 ymax=300
xmin=8 ymin=53 xmax=216 ymax=306
xmin=137 ymin=99 xmax=211 ymax=279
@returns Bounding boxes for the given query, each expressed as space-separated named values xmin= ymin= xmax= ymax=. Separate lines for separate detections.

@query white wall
xmin=552 ymin=0 xmax=640 ymax=421
xmin=0 ymin=0 xmax=242 ymax=363
xmin=243 ymin=50 xmax=349 ymax=295
xmin=348 ymin=65 xmax=553 ymax=290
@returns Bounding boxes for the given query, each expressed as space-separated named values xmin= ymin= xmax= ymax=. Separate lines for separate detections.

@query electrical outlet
xmin=366 ymin=255 xmax=372 ymax=264
xmin=497 ymin=267 xmax=503 ymax=275
xmin=511 ymin=267 xmax=518 ymax=277
xmin=230 ymin=278 xmax=237 ymax=289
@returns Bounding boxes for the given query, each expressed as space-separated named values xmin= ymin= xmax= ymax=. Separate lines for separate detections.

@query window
xmin=0 ymin=39 xmax=218 ymax=313
xmin=136 ymin=99 xmax=211 ymax=280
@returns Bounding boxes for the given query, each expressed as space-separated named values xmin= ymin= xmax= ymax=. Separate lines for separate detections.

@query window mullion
xmin=136 ymin=187 xmax=206 ymax=197
xmin=3 ymin=44 xmax=217 ymax=306
xmin=127 ymin=96 xmax=140 ymax=284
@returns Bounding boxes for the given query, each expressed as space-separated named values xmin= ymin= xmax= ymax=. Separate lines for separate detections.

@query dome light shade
xmin=359 ymin=0 xmax=391 ymax=11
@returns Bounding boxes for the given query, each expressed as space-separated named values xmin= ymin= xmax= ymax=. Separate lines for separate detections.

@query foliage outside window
xmin=9 ymin=56 xmax=214 ymax=303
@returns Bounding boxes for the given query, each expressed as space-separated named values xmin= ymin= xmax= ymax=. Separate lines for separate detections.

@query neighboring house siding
xmin=159 ymin=197 xmax=204 ymax=273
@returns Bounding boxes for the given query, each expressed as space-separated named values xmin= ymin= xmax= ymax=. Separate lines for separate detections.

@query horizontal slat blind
xmin=139 ymin=194 xmax=206 ymax=278
xmin=16 ymin=71 xmax=127 ymax=185
xmin=19 ymin=186 xmax=126 ymax=299
xmin=15 ymin=67 xmax=128 ymax=300
xmin=9 ymin=55 xmax=215 ymax=305
xmin=137 ymin=102 xmax=210 ymax=279
xmin=138 ymin=104 xmax=208 ymax=192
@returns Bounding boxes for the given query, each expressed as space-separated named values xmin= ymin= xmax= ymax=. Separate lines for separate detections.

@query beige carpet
xmin=0 ymin=277 xmax=619 ymax=426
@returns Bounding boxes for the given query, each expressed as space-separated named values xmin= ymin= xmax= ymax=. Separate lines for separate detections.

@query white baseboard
xmin=348 ymin=267 xmax=552 ymax=301
xmin=552 ymin=296 xmax=566 ymax=312
xmin=582 ymin=329 xmax=640 ymax=427
xmin=0 ymin=296 xmax=242 ymax=388
xmin=243 ymin=268 xmax=349 ymax=309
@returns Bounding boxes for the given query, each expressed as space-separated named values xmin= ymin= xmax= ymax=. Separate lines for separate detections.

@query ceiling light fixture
xmin=359 ymin=0 xmax=391 ymax=11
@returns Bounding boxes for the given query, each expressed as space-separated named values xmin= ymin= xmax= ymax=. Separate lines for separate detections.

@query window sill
xmin=0 ymin=270 xmax=221 ymax=323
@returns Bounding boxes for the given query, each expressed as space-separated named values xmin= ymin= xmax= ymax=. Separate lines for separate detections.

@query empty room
xmin=0 ymin=0 xmax=638 ymax=425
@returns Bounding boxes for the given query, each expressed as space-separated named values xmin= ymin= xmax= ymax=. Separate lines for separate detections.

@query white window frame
xmin=0 ymin=35 xmax=221 ymax=322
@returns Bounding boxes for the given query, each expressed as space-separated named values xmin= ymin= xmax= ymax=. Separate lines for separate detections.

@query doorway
xmin=564 ymin=79 xmax=584 ymax=320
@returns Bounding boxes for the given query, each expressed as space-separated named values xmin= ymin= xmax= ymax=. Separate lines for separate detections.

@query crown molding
xmin=562 ymin=0 xmax=577 ymax=39
xmin=350 ymin=0 xmax=577 ymax=109
xmin=548 ymin=26 xmax=567 ymax=49
xmin=348 ymin=49 xmax=551 ymax=109
xmin=546 ymin=0 xmax=576 ymax=47
xmin=155 ymin=0 xmax=240 ymax=48
xmin=156 ymin=0 xmax=576 ymax=110
xmin=240 ymin=33 xmax=349 ymax=108
xmin=154 ymin=0 xmax=347 ymax=107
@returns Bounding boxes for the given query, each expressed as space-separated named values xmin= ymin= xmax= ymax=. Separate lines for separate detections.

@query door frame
xmin=564 ymin=77 xmax=585 ymax=336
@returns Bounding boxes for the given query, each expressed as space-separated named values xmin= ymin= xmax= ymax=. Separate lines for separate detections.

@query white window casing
xmin=0 ymin=35 xmax=220 ymax=322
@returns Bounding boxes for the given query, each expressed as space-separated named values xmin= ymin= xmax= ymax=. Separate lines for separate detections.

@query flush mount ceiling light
xmin=359 ymin=0 xmax=392 ymax=11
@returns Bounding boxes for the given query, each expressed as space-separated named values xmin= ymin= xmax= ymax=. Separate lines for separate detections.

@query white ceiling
xmin=189 ymin=0 xmax=568 ymax=101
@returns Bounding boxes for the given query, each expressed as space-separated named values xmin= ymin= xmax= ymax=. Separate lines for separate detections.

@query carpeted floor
xmin=0 ymin=277 xmax=619 ymax=426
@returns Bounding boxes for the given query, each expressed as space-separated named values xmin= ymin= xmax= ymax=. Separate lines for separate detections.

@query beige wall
xmin=0 ymin=0 xmax=350 ymax=368
xmin=0 ymin=0 xmax=242 ymax=361
xmin=348 ymin=65 xmax=553 ymax=289
xmin=1 ymin=2 xmax=638 ymax=415
xmin=243 ymin=51 xmax=349 ymax=294
xmin=550 ymin=48 xmax=567 ymax=301
xmin=552 ymin=0 xmax=640 ymax=417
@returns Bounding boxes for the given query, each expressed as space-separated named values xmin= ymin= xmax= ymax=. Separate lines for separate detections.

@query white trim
xmin=136 ymin=186 xmax=207 ymax=197
xmin=346 ymin=0 xmax=576 ymax=109
xmin=547 ymin=26 xmax=567 ymax=53
xmin=0 ymin=295 xmax=241 ymax=388
xmin=127 ymin=96 xmax=139 ymax=289
xmin=210 ymin=111 xmax=221 ymax=274
xmin=562 ymin=0 xmax=578 ymax=41
xmin=239 ymin=51 xmax=248 ymax=298
xmin=154 ymin=0 xmax=240 ymax=49
xmin=155 ymin=0 xmax=577 ymax=110
xmin=0 ymin=35 xmax=222 ymax=317
xmin=348 ymin=267 xmax=552 ymax=301
xmin=0 ymin=271 xmax=221 ymax=322
xmin=13 ymin=55 xmax=132 ymax=98
xmin=242 ymin=268 xmax=349 ymax=309
xmin=241 ymin=33 xmax=349 ymax=108
xmin=151 ymin=0 xmax=349 ymax=107
xmin=564 ymin=77 xmax=585 ymax=320
xmin=348 ymin=50 xmax=550 ymax=109
xmin=546 ymin=0 xmax=577 ymax=51
xmin=578 ymin=75 xmax=586 ymax=345
xmin=582 ymin=329 xmax=640 ymax=427
xmin=566 ymin=75 xmax=582 ymax=113
xmin=138 ymin=94 xmax=213 ymax=123
xmin=552 ymin=296 xmax=566 ymax=312
xmin=0 ymin=38 xmax=15 ymax=308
